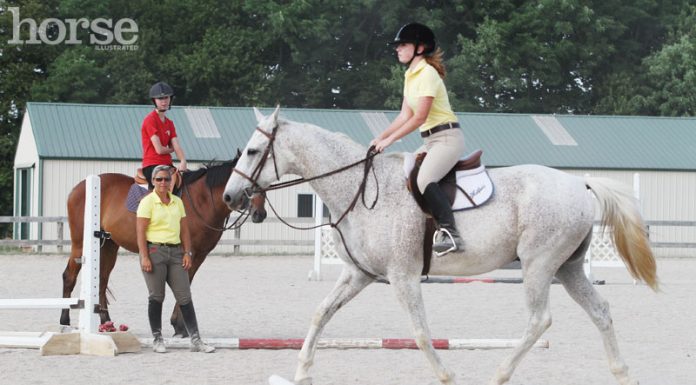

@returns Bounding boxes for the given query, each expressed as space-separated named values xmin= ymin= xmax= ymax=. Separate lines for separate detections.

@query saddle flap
xmin=406 ymin=149 xmax=493 ymax=213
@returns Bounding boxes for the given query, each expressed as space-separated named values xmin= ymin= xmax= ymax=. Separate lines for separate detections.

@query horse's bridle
xmin=232 ymin=124 xmax=280 ymax=199
xmin=232 ymin=122 xmax=385 ymax=281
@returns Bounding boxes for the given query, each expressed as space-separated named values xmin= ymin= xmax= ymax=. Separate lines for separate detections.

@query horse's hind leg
xmin=555 ymin=239 xmax=638 ymax=385
xmin=490 ymin=261 xmax=554 ymax=385
xmin=97 ymin=240 xmax=119 ymax=324
xmin=391 ymin=276 xmax=456 ymax=385
xmin=293 ymin=266 xmax=373 ymax=385
xmin=60 ymin=242 xmax=83 ymax=326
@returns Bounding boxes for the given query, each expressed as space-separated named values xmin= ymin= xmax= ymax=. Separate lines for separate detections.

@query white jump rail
xmin=138 ymin=337 xmax=549 ymax=350
xmin=0 ymin=175 xmax=140 ymax=356
xmin=0 ymin=298 xmax=81 ymax=309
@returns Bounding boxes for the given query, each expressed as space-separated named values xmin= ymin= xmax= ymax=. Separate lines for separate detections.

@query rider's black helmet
xmin=149 ymin=81 xmax=174 ymax=99
xmin=390 ymin=23 xmax=436 ymax=56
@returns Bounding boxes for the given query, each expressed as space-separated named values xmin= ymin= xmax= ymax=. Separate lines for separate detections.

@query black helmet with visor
xmin=390 ymin=23 xmax=436 ymax=56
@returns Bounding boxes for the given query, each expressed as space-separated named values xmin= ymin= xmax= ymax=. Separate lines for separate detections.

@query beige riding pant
xmin=416 ymin=128 xmax=466 ymax=193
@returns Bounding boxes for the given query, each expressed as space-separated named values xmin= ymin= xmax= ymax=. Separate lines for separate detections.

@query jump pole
xmin=0 ymin=175 xmax=140 ymax=355
xmin=138 ymin=337 xmax=548 ymax=350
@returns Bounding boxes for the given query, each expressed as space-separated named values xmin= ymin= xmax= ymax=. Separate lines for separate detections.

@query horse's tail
xmin=584 ymin=177 xmax=658 ymax=291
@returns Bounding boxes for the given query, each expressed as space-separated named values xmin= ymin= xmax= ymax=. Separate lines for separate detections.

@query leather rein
xmin=232 ymin=124 xmax=385 ymax=281
xmin=181 ymin=180 xmax=252 ymax=232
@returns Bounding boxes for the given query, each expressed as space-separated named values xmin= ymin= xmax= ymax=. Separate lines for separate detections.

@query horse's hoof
xmin=268 ymin=375 xmax=297 ymax=385
xmin=58 ymin=325 xmax=75 ymax=333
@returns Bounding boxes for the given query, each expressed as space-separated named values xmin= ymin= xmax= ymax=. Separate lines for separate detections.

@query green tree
xmin=0 ymin=0 xmax=62 ymax=235
xmin=1 ymin=0 xmax=694 ymax=238
xmin=622 ymin=5 xmax=696 ymax=116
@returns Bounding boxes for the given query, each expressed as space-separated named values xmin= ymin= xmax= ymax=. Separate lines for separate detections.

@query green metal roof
xmin=24 ymin=102 xmax=696 ymax=171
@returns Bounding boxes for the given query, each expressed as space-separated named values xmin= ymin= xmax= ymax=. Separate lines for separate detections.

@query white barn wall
xmin=564 ymin=168 xmax=696 ymax=257
xmin=218 ymin=175 xmax=317 ymax=254
xmin=13 ymin=115 xmax=40 ymax=239
xmin=32 ymin=160 xmax=696 ymax=258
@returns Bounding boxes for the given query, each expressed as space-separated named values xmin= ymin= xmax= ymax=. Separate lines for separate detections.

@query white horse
xmin=223 ymin=107 xmax=658 ymax=385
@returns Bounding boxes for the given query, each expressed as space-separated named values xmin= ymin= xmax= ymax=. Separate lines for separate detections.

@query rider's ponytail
xmin=425 ymin=48 xmax=446 ymax=79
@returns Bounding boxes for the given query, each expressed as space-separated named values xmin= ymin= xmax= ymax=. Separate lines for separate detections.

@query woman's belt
xmin=421 ymin=122 xmax=460 ymax=138
xmin=147 ymin=242 xmax=181 ymax=248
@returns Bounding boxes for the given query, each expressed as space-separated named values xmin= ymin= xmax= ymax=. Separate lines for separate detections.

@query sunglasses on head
xmin=154 ymin=177 xmax=171 ymax=182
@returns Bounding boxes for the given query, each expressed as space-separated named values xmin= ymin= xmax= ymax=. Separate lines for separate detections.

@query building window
xmin=297 ymin=194 xmax=330 ymax=218
xmin=297 ymin=194 xmax=313 ymax=217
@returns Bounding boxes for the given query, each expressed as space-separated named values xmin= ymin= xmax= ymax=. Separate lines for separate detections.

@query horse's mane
xmin=181 ymin=159 xmax=237 ymax=189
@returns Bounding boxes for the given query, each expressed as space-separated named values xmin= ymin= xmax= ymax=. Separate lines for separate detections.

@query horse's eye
xmin=247 ymin=149 xmax=259 ymax=156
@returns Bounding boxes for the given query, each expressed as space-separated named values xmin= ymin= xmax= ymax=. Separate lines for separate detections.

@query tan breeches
xmin=416 ymin=128 xmax=466 ymax=193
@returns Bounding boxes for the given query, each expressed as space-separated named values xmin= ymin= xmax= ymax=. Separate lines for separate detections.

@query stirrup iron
xmin=433 ymin=228 xmax=457 ymax=257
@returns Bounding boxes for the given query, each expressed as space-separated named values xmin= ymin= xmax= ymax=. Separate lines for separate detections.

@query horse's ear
xmin=270 ymin=105 xmax=280 ymax=124
xmin=253 ymin=107 xmax=265 ymax=123
xmin=236 ymin=148 xmax=242 ymax=157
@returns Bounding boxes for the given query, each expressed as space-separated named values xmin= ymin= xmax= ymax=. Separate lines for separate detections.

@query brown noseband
xmin=232 ymin=125 xmax=280 ymax=195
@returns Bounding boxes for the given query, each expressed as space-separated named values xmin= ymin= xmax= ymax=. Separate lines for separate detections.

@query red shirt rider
xmin=141 ymin=110 xmax=177 ymax=168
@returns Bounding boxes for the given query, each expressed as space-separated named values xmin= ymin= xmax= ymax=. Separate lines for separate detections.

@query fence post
xmin=310 ymin=195 xmax=324 ymax=281
xmin=234 ymin=227 xmax=241 ymax=255
xmin=79 ymin=175 xmax=100 ymax=336
xmin=57 ymin=221 xmax=64 ymax=254
xmin=37 ymin=220 xmax=43 ymax=254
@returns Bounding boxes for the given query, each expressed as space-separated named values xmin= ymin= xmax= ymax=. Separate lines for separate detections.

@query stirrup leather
xmin=433 ymin=228 xmax=457 ymax=257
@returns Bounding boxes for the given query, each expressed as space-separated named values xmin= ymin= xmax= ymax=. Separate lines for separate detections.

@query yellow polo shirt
xmin=136 ymin=192 xmax=186 ymax=244
xmin=403 ymin=60 xmax=457 ymax=132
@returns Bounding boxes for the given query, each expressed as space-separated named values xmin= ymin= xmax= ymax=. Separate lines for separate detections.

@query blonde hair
xmin=425 ymin=48 xmax=446 ymax=79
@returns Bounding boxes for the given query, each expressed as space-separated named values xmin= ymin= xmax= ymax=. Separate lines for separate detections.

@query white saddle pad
xmin=403 ymin=153 xmax=494 ymax=211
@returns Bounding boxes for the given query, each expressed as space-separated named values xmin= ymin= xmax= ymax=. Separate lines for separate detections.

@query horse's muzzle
xmin=223 ymin=190 xmax=249 ymax=211
xmin=251 ymin=209 xmax=267 ymax=223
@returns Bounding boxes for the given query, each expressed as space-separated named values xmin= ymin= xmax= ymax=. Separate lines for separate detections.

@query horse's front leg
xmin=391 ymin=276 xmax=457 ymax=385
xmin=293 ymin=266 xmax=373 ymax=385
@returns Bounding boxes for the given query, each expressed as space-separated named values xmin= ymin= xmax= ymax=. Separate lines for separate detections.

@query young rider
xmin=141 ymin=81 xmax=188 ymax=190
xmin=371 ymin=23 xmax=466 ymax=253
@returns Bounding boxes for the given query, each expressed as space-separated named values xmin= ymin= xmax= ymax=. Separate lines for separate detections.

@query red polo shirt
xmin=141 ymin=110 xmax=178 ymax=167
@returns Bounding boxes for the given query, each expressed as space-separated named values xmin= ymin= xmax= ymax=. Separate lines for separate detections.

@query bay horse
xmin=61 ymin=156 xmax=266 ymax=336
xmin=223 ymin=107 xmax=657 ymax=385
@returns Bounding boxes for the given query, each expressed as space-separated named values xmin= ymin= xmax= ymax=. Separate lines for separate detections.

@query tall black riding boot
xmin=179 ymin=302 xmax=215 ymax=353
xmin=422 ymin=182 xmax=464 ymax=254
xmin=148 ymin=299 xmax=166 ymax=353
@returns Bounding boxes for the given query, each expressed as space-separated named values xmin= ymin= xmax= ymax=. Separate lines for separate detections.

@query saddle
xmin=405 ymin=149 xmax=494 ymax=214
xmin=134 ymin=167 xmax=182 ymax=193
xmin=404 ymin=150 xmax=494 ymax=274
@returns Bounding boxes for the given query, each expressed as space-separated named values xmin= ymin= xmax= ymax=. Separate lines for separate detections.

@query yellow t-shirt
xmin=136 ymin=192 xmax=186 ymax=244
xmin=403 ymin=60 xmax=458 ymax=132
